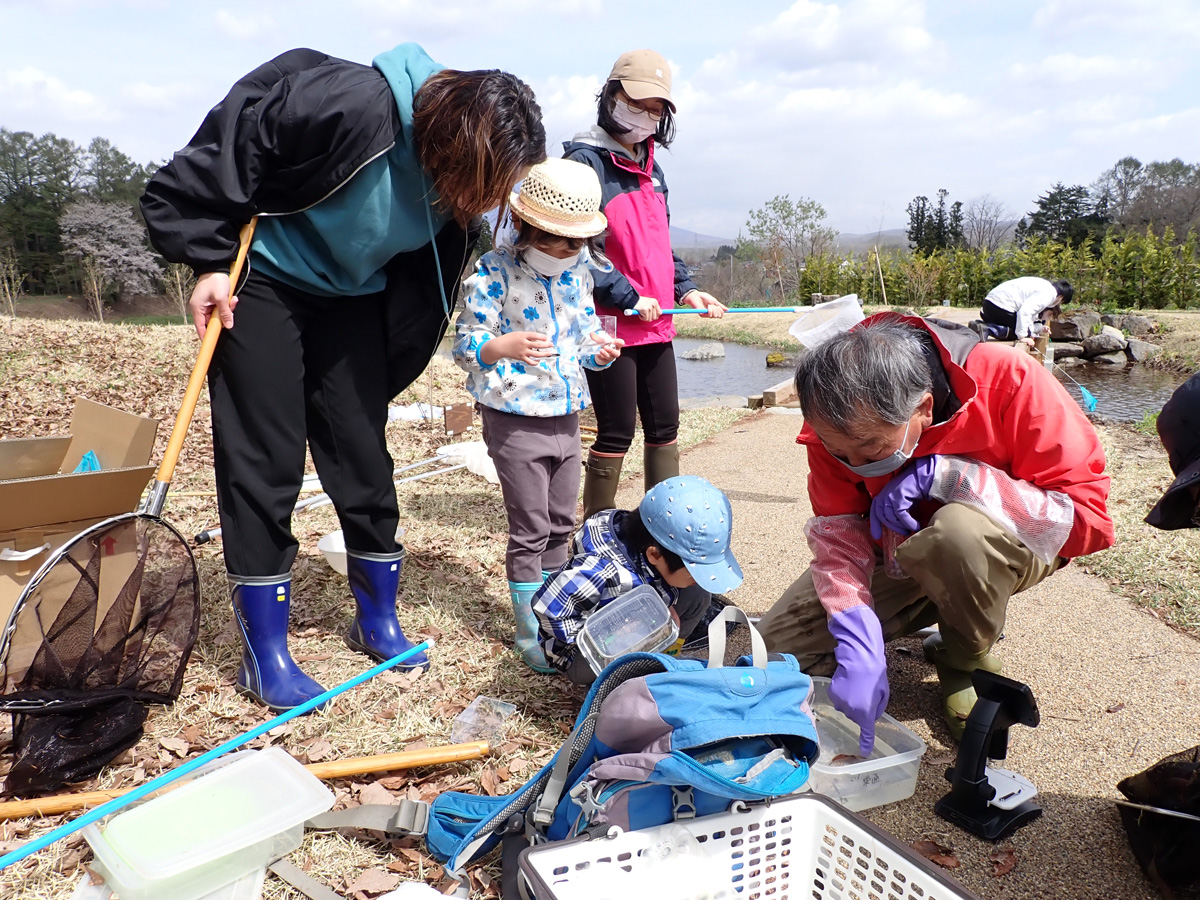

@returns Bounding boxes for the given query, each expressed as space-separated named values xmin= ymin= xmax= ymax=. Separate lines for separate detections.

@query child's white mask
xmin=611 ymin=99 xmax=659 ymax=145
xmin=524 ymin=246 xmax=579 ymax=278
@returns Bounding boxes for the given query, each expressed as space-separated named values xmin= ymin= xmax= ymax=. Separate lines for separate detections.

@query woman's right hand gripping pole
xmin=190 ymin=271 xmax=237 ymax=339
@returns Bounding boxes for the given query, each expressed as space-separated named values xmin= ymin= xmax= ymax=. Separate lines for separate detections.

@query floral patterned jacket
xmin=452 ymin=244 xmax=614 ymax=416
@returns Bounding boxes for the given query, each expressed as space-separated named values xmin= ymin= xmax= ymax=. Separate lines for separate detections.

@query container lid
xmin=97 ymin=748 xmax=333 ymax=878
xmin=577 ymin=585 xmax=679 ymax=672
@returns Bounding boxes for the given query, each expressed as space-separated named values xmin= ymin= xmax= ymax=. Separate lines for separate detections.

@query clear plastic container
xmin=577 ymin=585 xmax=679 ymax=674
xmin=450 ymin=696 xmax=517 ymax=744
xmin=807 ymin=676 xmax=926 ymax=811
xmin=82 ymin=748 xmax=333 ymax=900
xmin=787 ymin=294 xmax=864 ymax=350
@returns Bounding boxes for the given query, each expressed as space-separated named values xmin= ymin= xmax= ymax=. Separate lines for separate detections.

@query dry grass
xmin=0 ymin=318 xmax=747 ymax=899
xmin=1081 ymin=423 xmax=1200 ymax=636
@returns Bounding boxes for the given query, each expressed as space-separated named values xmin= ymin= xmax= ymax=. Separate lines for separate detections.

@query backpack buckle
xmin=568 ymin=780 xmax=604 ymax=823
xmin=389 ymin=798 xmax=431 ymax=836
xmin=672 ymin=786 xmax=696 ymax=820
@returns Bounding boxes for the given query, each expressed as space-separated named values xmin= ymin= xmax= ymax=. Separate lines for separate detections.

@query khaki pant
xmin=758 ymin=504 xmax=1061 ymax=674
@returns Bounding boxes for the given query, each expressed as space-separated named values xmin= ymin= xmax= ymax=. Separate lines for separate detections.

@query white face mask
xmin=523 ymin=246 xmax=580 ymax=278
xmin=836 ymin=417 xmax=918 ymax=479
xmin=611 ymin=98 xmax=659 ymax=145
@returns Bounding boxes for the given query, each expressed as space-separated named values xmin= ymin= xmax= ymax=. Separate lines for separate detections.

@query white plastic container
xmin=577 ymin=585 xmax=679 ymax=674
xmin=806 ymin=676 xmax=926 ymax=811
xmin=82 ymin=748 xmax=333 ymax=900
xmin=788 ymin=294 xmax=864 ymax=349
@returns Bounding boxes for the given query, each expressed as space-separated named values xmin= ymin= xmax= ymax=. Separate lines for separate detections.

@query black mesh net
xmin=0 ymin=515 xmax=199 ymax=796
xmin=1118 ymin=744 xmax=1200 ymax=899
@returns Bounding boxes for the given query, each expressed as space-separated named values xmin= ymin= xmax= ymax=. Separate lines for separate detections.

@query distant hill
xmin=834 ymin=229 xmax=910 ymax=255
xmin=670 ymin=226 xmax=735 ymax=251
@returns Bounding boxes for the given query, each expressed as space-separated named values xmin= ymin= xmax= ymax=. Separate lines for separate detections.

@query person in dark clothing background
xmin=141 ymin=43 xmax=545 ymax=711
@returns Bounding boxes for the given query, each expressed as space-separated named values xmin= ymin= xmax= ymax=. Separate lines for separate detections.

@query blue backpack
xmin=423 ymin=608 xmax=820 ymax=887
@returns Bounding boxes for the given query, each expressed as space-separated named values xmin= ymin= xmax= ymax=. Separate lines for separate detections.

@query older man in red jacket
xmin=759 ymin=314 xmax=1114 ymax=746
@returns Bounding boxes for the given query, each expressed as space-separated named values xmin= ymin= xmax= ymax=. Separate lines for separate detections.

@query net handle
xmin=148 ymin=219 xmax=256 ymax=514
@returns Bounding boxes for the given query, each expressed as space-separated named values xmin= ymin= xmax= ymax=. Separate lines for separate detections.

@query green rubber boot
xmin=643 ymin=442 xmax=680 ymax=491
xmin=582 ymin=452 xmax=623 ymax=518
xmin=510 ymin=581 xmax=554 ymax=674
xmin=922 ymin=632 xmax=1002 ymax=742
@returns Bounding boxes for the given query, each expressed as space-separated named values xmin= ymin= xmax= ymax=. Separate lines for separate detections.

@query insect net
xmin=0 ymin=514 xmax=199 ymax=795
xmin=1117 ymin=744 xmax=1200 ymax=897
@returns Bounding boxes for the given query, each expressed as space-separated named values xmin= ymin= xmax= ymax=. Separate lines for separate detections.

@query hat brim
xmin=1145 ymin=460 xmax=1200 ymax=530
xmin=619 ymin=78 xmax=676 ymax=112
xmin=508 ymin=192 xmax=607 ymax=239
xmin=684 ymin=554 xmax=744 ymax=594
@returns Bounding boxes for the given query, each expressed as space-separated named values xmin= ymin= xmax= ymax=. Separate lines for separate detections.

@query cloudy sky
xmin=2 ymin=0 xmax=1197 ymax=240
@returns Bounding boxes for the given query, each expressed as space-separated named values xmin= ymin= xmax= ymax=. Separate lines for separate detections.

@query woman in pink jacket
xmin=564 ymin=50 xmax=726 ymax=515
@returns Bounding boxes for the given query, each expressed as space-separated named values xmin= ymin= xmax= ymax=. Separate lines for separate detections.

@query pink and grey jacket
xmin=563 ymin=127 xmax=698 ymax=348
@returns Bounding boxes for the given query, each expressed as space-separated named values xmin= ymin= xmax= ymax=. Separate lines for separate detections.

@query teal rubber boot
xmin=510 ymin=581 xmax=554 ymax=674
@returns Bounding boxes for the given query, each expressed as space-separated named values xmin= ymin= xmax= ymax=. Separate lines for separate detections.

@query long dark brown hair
xmin=413 ymin=70 xmax=546 ymax=225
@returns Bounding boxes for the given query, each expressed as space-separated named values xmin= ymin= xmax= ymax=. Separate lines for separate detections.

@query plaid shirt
xmin=532 ymin=510 xmax=678 ymax=672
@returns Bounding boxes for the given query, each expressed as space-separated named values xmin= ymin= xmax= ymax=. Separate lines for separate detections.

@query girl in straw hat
xmin=453 ymin=158 xmax=623 ymax=672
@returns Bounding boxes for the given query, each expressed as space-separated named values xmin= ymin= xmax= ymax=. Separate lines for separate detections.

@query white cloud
xmin=213 ymin=8 xmax=276 ymax=41
xmin=745 ymin=0 xmax=941 ymax=76
xmin=348 ymin=0 xmax=601 ymax=35
xmin=1033 ymin=0 xmax=1200 ymax=39
xmin=0 ymin=67 xmax=110 ymax=121
xmin=1009 ymin=53 xmax=1159 ymax=87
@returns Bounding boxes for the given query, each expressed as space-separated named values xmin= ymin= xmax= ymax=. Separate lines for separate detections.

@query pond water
xmin=1051 ymin=362 xmax=1185 ymax=422
xmin=440 ymin=335 xmax=1185 ymax=420
xmin=672 ymin=338 xmax=783 ymax=400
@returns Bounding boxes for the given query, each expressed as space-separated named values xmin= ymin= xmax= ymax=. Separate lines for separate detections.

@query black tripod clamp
xmin=934 ymin=669 xmax=1043 ymax=841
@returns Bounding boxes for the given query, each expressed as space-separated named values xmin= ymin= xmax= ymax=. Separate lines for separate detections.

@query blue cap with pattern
xmin=638 ymin=476 xmax=743 ymax=593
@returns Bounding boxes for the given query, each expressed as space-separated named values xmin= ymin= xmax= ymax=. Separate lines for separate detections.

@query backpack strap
xmin=706 ymin=605 xmax=767 ymax=669
xmin=306 ymin=798 xmax=430 ymax=837
xmin=531 ymin=712 xmax=598 ymax=827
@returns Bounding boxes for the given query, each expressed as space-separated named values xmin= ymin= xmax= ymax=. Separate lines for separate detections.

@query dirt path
xmin=617 ymin=409 xmax=1200 ymax=900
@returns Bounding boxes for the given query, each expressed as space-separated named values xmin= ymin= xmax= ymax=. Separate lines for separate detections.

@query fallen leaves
xmin=344 ymin=867 xmax=400 ymax=898
xmin=911 ymin=840 xmax=960 ymax=869
xmin=1106 ymin=701 xmax=1126 ymax=714
xmin=989 ymin=846 xmax=1017 ymax=877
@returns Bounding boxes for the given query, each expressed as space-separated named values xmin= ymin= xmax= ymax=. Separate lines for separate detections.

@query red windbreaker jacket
xmin=799 ymin=314 xmax=1114 ymax=561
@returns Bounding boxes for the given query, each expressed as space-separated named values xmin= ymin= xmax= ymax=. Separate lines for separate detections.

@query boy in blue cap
xmin=533 ymin=475 xmax=743 ymax=682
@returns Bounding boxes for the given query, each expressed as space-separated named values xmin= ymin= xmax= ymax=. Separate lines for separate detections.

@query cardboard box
xmin=0 ymin=399 xmax=159 ymax=648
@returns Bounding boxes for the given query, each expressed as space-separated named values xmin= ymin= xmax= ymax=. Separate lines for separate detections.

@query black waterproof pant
xmin=209 ymin=271 xmax=399 ymax=578
xmin=585 ymin=341 xmax=680 ymax=454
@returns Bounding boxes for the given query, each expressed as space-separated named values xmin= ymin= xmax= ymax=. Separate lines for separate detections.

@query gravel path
xmin=616 ymin=409 xmax=1200 ymax=900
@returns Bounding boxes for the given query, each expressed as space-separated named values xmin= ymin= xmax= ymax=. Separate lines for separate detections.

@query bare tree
xmin=0 ymin=246 xmax=25 ymax=318
xmin=744 ymin=195 xmax=838 ymax=300
xmin=963 ymin=194 xmax=1013 ymax=253
xmin=59 ymin=200 xmax=159 ymax=322
xmin=162 ymin=262 xmax=196 ymax=324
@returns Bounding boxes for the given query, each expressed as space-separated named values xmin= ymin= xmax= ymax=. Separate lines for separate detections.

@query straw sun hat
xmin=509 ymin=158 xmax=607 ymax=239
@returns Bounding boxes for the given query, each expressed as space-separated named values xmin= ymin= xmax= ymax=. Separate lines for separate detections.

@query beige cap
xmin=508 ymin=158 xmax=607 ymax=239
xmin=607 ymin=49 xmax=675 ymax=112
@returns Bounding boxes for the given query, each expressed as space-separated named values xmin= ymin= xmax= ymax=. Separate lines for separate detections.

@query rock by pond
xmin=1082 ymin=330 xmax=1127 ymax=356
xmin=1051 ymin=311 xmax=1101 ymax=341
xmin=1125 ymin=339 xmax=1162 ymax=362
xmin=680 ymin=342 xmax=725 ymax=361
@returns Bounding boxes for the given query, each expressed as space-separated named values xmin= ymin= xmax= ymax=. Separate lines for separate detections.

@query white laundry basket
xmin=518 ymin=792 xmax=979 ymax=900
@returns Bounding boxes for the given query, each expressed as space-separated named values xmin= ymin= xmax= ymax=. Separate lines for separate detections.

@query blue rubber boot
xmin=510 ymin=581 xmax=554 ymax=673
xmin=345 ymin=549 xmax=429 ymax=670
xmin=230 ymin=577 xmax=326 ymax=712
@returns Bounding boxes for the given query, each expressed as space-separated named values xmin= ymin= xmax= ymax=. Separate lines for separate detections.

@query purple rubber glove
xmin=869 ymin=455 xmax=938 ymax=541
xmin=827 ymin=606 xmax=889 ymax=755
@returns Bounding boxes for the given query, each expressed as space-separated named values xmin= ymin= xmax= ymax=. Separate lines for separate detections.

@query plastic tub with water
xmin=807 ymin=676 xmax=926 ymax=811
xmin=82 ymin=748 xmax=333 ymax=900
xmin=577 ymin=585 xmax=679 ymax=674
